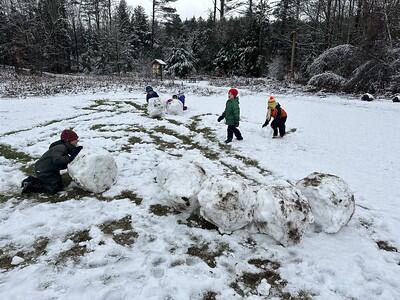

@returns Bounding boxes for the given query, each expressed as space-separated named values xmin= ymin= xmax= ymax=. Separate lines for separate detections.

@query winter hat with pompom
xmin=61 ymin=129 xmax=79 ymax=142
xmin=268 ymin=96 xmax=277 ymax=108
xmin=228 ymin=88 xmax=239 ymax=98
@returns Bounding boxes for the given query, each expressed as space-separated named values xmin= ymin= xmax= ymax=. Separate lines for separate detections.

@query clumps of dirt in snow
xmin=376 ymin=240 xmax=398 ymax=253
xmin=114 ymin=190 xmax=142 ymax=205
xmin=186 ymin=242 xmax=230 ymax=268
xmin=99 ymin=215 xmax=138 ymax=246
xmin=55 ymin=230 xmax=92 ymax=265
xmin=149 ymin=204 xmax=180 ymax=216
xmin=0 ymin=237 xmax=49 ymax=270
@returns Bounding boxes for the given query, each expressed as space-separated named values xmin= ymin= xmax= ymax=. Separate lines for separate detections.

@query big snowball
xmin=296 ymin=172 xmax=355 ymax=233
xmin=253 ymin=181 xmax=314 ymax=246
xmin=156 ymin=160 xmax=206 ymax=211
xmin=197 ymin=175 xmax=256 ymax=233
xmin=68 ymin=149 xmax=118 ymax=193
xmin=166 ymin=99 xmax=183 ymax=115
xmin=148 ymin=97 xmax=165 ymax=118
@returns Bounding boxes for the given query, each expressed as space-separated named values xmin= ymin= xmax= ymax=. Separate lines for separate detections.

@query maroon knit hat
xmin=228 ymin=88 xmax=239 ymax=98
xmin=61 ymin=129 xmax=79 ymax=142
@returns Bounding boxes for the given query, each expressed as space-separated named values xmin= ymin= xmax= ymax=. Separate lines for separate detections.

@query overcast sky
xmin=126 ymin=0 xmax=212 ymax=20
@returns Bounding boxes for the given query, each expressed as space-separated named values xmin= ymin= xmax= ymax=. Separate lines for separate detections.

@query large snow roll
xmin=148 ymin=97 xmax=165 ymax=118
xmin=254 ymin=182 xmax=314 ymax=246
xmin=68 ymin=149 xmax=118 ymax=193
xmin=166 ymin=99 xmax=183 ymax=115
xmin=296 ymin=172 xmax=355 ymax=233
xmin=156 ymin=160 xmax=206 ymax=211
xmin=197 ymin=175 xmax=256 ymax=233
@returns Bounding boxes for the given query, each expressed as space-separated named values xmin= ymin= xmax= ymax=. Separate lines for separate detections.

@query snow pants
xmin=227 ymin=125 xmax=243 ymax=141
xmin=271 ymin=117 xmax=287 ymax=137
xmin=21 ymin=173 xmax=63 ymax=194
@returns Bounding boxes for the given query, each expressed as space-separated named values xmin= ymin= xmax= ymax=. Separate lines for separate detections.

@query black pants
xmin=22 ymin=173 xmax=63 ymax=194
xmin=271 ymin=117 xmax=287 ymax=137
xmin=227 ymin=125 xmax=243 ymax=141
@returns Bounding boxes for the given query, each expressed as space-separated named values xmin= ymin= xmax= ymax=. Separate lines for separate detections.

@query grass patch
xmin=376 ymin=240 xmax=398 ymax=252
xmin=149 ymin=204 xmax=179 ymax=216
xmin=0 ymin=144 xmax=33 ymax=163
xmin=178 ymin=213 xmax=218 ymax=231
xmin=202 ymin=291 xmax=218 ymax=300
xmin=187 ymin=243 xmax=230 ymax=268
xmin=56 ymin=230 xmax=91 ymax=265
xmin=99 ymin=215 xmax=138 ymax=246
xmin=0 ymin=237 xmax=49 ymax=271
xmin=114 ymin=190 xmax=142 ymax=205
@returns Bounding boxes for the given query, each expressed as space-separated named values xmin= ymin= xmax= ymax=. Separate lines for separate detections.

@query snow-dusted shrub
xmin=156 ymin=161 xmax=206 ymax=211
xmin=68 ymin=149 xmax=118 ymax=193
xmin=307 ymin=72 xmax=346 ymax=92
xmin=392 ymin=96 xmax=400 ymax=102
xmin=197 ymin=175 xmax=256 ymax=233
xmin=148 ymin=97 xmax=165 ymax=118
xmin=166 ymin=99 xmax=183 ymax=115
xmin=296 ymin=172 xmax=355 ymax=233
xmin=361 ymin=93 xmax=374 ymax=101
xmin=307 ymin=44 xmax=362 ymax=78
xmin=344 ymin=60 xmax=392 ymax=93
xmin=253 ymin=181 xmax=314 ymax=246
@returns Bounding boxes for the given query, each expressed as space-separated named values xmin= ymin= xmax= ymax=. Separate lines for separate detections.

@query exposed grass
xmin=376 ymin=240 xmax=398 ymax=252
xmin=0 ymin=237 xmax=49 ymax=271
xmin=0 ymin=144 xmax=33 ymax=163
xmin=178 ymin=212 xmax=218 ymax=231
xmin=149 ymin=204 xmax=179 ymax=216
xmin=55 ymin=230 xmax=91 ymax=265
xmin=114 ymin=190 xmax=142 ymax=205
xmin=187 ymin=243 xmax=230 ymax=268
xmin=99 ymin=215 xmax=138 ymax=246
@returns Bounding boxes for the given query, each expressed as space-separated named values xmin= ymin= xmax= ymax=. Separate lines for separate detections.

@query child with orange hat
xmin=262 ymin=96 xmax=287 ymax=138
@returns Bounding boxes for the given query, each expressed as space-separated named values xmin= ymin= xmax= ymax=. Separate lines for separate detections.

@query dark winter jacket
xmin=146 ymin=91 xmax=159 ymax=103
xmin=34 ymin=140 xmax=74 ymax=187
xmin=223 ymin=97 xmax=240 ymax=126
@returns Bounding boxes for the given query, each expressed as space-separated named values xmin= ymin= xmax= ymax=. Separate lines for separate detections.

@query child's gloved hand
xmin=262 ymin=120 xmax=269 ymax=128
xmin=217 ymin=115 xmax=224 ymax=122
xmin=69 ymin=146 xmax=83 ymax=162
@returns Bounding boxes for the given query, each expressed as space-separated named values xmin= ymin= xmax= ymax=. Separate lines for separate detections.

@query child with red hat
xmin=262 ymin=96 xmax=288 ymax=138
xmin=217 ymin=88 xmax=243 ymax=143
xmin=21 ymin=129 xmax=83 ymax=194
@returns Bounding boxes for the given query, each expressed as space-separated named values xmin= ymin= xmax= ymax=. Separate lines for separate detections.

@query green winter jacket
xmin=224 ymin=97 xmax=240 ymax=126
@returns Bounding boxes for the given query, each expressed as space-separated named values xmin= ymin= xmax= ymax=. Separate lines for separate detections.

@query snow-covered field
xmin=0 ymin=84 xmax=399 ymax=300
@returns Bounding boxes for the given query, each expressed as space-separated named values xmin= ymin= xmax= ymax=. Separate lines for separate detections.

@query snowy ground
xmin=0 ymin=84 xmax=399 ymax=300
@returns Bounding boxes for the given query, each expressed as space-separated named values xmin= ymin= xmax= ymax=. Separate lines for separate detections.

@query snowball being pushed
xmin=254 ymin=181 xmax=314 ymax=246
xmin=197 ymin=175 xmax=256 ymax=233
xmin=166 ymin=99 xmax=183 ymax=115
xmin=148 ymin=97 xmax=165 ymax=118
xmin=296 ymin=172 xmax=355 ymax=233
xmin=156 ymin=160 xmax=206 ymax=211
xmin=68 ymin=148 xmax=118 ymax=193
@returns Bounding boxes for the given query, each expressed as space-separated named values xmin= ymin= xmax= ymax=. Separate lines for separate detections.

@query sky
xmin=126 ymin=0 xmax=212 ymax=20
